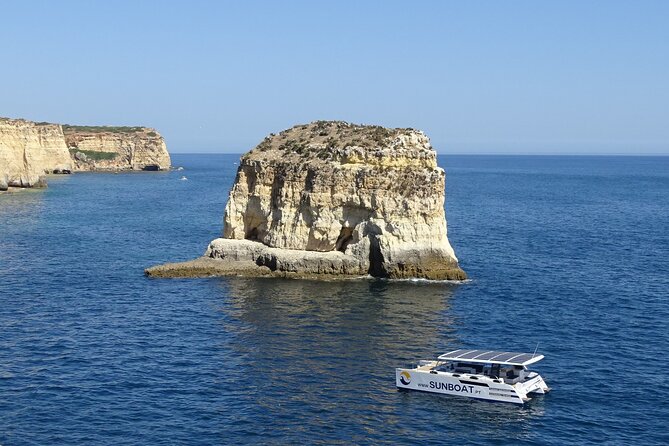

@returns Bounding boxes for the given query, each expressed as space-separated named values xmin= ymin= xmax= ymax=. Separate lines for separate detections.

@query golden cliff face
xmin=0 ymin=118 xmax=172 ymax=190
xmin=0 ymin=118 xmax=72 ymax=189
xmin=63 ymin=126 xmax=171 ymax=171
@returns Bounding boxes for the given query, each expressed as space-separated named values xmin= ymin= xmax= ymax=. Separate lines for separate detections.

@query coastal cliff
xmin=147 ymin=121 xmax=465 ymax=280
xmin=0 ymin=118 xmax=72 ymax=190
xmin=0 ymin=117 xmax=171 ymax=190
xmin=64 ymin=126 xmax=171 ymax=171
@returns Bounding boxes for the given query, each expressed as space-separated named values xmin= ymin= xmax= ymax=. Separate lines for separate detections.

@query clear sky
xmin=1 ymin=1 xmax=667 ymax=154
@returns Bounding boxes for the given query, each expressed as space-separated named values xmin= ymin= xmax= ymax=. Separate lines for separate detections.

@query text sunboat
xmin=396 ymin=349 xmax=550 ymax=404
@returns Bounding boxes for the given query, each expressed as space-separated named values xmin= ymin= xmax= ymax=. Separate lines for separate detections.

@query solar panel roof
xmin=437 ymin=349 xmax=544 ymax=366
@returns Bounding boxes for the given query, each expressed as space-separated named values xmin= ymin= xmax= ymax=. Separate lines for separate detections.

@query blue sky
xmin=1 ymin=1 xmax=667 ymax=154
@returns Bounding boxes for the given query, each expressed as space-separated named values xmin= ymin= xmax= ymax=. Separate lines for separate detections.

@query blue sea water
xmin=1 ymin=154 xmax=668 ymax=445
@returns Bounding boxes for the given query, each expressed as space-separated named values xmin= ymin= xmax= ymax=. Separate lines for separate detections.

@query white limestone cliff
xmin=0 ymin=117 xmax=172 ymax=191
xmin=64 ymin=126 xmax=171 ymax=171
xmin=0 ymin=118 xmax=72 ymax=189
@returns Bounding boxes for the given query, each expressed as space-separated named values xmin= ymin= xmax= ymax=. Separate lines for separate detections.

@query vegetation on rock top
xmin=68 ymin=148 xmax=118 ymax=161
xmin=62 ymin=125 xmax=147 ymax=134
xmin=1 ymin=119 xmax=158 ymax=138
xmin=249 ymin=121 xmax=426 ymax=162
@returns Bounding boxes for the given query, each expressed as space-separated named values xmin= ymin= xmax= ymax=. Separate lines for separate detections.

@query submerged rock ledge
xmin=147 ymin=121 xmax=466 ymax=281
xmin=147 ymin=239 xmax=385 ymax=280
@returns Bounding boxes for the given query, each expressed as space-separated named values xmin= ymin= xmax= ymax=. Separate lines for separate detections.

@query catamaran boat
xmin=396 ymin=349 xmax=550 ymax=404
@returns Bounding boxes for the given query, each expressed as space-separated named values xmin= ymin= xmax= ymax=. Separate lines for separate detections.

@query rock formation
xmin=0 ymin=117 xmax=171 ymax=190
xmin=64 ymin=125 xmax=171 ymax=171
xmin=147 ymin=121 xmax=465 ymax=280
xmin=0 ymin=118 xmax=72 ymax=189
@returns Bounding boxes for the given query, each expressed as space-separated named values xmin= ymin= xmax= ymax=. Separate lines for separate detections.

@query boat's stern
xmin=517 ymin=373 xmax=550 ymax=397
xmin=396 ymin=361 xmax=439 ymax=390
xmin=396 ymin=368 xmax=415 ymax=390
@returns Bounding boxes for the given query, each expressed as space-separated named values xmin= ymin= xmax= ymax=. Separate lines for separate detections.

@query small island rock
xmin=147 ymin=121 xmax=465 ymax=280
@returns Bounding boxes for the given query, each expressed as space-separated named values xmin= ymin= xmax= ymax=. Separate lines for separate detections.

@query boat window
xmin=458 ymin=380 xmax=489 ymax=387
xmin=435 ymin=363 xmax=454 ymax=372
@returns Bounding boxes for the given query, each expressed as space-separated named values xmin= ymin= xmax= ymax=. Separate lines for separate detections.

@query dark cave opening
xmin=245 ymin=227 xmax=259 ymax=241
xmin=335 ymin=226 xmax=354 ymax=252
xmin=368 ymin=234 xmax=387 ymax=277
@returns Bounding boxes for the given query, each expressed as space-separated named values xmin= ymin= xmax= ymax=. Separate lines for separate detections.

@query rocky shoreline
xmin=145 ymin=242 xmax=466 ymax=281
xmin=147 ymin=121 xmax=466 ymax=281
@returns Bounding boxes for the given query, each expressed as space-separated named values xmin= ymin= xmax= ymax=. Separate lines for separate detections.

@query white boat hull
xmin=395 ymin=367 xmax=549 ymax=404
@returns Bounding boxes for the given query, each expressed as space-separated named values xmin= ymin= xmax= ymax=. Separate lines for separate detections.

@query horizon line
xmin=171 ymin=151 xmax=669 ymax=156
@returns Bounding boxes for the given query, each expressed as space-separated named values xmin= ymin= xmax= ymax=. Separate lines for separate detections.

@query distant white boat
xmin=179 ymin=176 xmax=188 ymax=181
xmin=176 ymin=166 xmax=184 ymax=171
xmin=396 ymin=349 xmax=550 ymax=404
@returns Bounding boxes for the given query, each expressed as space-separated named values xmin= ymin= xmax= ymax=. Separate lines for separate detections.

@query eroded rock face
xmin=0 ymin=118 xmax=72 ymax=188
xmin=64 ymin=126 xmax=171 ymax=171
xmin=1 ymin=117 xmax=171 ymax=190
xmin=147 ymin=121 xmax=465 ymax=280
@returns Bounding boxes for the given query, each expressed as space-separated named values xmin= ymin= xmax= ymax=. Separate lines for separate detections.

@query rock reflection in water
xmin=208 ymin=277 xmax=541 ymax=443
xmin=0 ymin=189 xmax=47 ymax=280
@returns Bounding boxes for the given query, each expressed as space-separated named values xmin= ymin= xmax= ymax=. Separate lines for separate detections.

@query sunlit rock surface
xmin=147 ymin=121 xmax=465 ymax=280
xmin=64 ymin=126 xmax=171 ymax=171
xmin=0 ymin=118 xmax=72 ymax=188
xmin=0 ymin=117 xmax=171 ymax=190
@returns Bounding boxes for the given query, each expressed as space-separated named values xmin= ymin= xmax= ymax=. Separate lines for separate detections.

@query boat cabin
xmin=434 ymin=349 xmax=544 ymax=385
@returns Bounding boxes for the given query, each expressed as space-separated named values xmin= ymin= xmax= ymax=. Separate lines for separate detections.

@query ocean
xmin=1 ymin=154 xmax=668 ymax=445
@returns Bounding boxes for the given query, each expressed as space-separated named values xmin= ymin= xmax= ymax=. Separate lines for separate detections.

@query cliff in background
xmin=0 ymin=117 xmax=171 ymax=190
xmin=0 ymin=118 xmax=72 ymax=190
xmin=64 ymin=125 xmax=171 ymax=171
xmin=147 ymin=121 xmax=465 ymax=281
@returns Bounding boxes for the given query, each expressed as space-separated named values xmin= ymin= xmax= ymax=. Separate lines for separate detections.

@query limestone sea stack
xmin=147 ymin=121 xmax=466 ymax=280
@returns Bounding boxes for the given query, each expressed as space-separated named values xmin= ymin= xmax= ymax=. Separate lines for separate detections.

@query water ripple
xmin=1 ymin=155 xmax=668 ymax=445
